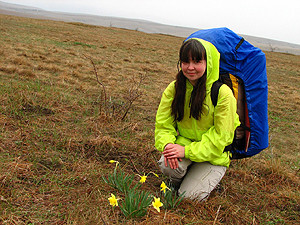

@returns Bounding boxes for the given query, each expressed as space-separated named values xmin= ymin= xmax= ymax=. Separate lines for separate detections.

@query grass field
xmin=0 ymin=14 xmax=299 ymax=224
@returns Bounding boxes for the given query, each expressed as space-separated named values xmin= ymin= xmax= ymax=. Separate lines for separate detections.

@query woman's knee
xmin=178 ymin=162 xmax=227 ymax=201
xmin=158 ymin=155 xmax=192 ymax=179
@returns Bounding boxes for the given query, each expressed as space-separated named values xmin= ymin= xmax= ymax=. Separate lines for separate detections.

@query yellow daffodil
xmin=108 ymin=193 xmax=119 ymax=207
xmin=109 ymin=160 xmax=119 ymax=165
xmin=152 ymin=197 xmax=163 ymax=212
xmin=138 ymin=174 xmax=147 ymax=183
xmin=160 ymin=181 xmax=171 ymax=194
xmin=109 ymin=160 xmax=120 ymax=170
xmin=137 ymin=171 xmax=159 ymax=184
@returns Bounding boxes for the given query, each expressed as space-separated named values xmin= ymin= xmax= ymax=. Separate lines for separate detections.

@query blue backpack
xmin=186 ymin=27 xmax=269 ymax=159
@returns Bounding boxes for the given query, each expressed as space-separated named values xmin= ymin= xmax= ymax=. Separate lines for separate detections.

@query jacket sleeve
xmin=155 ymin=82 xmax=177 ymax=152
xmin=184 ymin=85 xmax=240 ymax=167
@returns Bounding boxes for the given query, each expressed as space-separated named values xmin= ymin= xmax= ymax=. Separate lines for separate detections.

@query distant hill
xmin=1 ymin=0 xmax=300 ymax=55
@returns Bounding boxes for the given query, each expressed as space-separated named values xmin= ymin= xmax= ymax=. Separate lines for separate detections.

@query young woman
xmin=155 ymin=38 xmax=240 ymax=201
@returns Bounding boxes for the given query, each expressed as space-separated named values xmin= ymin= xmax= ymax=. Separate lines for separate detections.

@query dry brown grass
xmin=0 ymin=14 xmax=299 ymax=224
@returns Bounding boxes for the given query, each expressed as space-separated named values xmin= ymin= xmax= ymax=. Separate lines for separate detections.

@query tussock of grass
xmin=0 ymin=14 xmax=299 ymax=224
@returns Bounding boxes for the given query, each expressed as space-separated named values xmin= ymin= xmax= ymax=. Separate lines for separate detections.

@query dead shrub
xmin=84 ymin=55 xmax=147 ymax=121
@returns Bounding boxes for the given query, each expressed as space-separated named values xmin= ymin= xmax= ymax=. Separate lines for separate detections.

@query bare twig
xmin=163 ymin=209 xmax=167 ymax=221
xmin=83 ymin=54 xmax=107 ymax=113
xmin=252 ymin=214 xmax=256 ymax=225
xmin=100 ymin=215 xmax=107 ymax=225
xmin=121 ymin=73 xmax=146 ymax=120
xmin=213 ymin=205 xmax=221 ymax=225
xmin=130 ymin=158 xmax=141 ymax=174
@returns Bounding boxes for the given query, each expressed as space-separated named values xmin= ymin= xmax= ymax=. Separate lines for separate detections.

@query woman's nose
xmin=187 ymin=62 xmax=195 ymax=70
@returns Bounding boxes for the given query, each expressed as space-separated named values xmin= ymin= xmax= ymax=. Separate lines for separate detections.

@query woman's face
xmin=181 ymin=58 xmax=207 ymax=86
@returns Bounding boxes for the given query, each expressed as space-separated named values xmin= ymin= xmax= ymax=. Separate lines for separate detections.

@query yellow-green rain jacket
xmin=155 ymin=38 xmax=240 ymax=167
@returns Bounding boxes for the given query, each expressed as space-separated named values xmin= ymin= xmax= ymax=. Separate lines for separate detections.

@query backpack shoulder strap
xmin=211 ymin=81 xmax=223 ymax=106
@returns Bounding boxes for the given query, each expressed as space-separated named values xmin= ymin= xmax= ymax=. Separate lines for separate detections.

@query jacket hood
xmin=187 ymin=38 xmax=220 ymax=92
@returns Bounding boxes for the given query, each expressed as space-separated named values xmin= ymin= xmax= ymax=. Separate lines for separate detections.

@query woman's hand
xmin=166 ymin=158 xmax=180 ymax=170
xmin=163 ymin=144 xmax=185 ymax=169
xmin=163 ymin=143 xmax=185 ymax=158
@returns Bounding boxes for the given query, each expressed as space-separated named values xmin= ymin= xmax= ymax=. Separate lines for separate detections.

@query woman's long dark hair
xmin=171 ymin=39 xmax=207 ymax=121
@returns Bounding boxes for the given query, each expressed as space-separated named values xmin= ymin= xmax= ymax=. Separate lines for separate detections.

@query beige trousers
xmin=158 ymin=155 xmax=227 ymax=201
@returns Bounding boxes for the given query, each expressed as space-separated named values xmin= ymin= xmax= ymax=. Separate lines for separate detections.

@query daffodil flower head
xmin=160 ymin=181 xmax=171 ymax=194
xmin=152 ymin=197 xmax=163 ymax=212
xmin=138 ymin=174 xmax=147 ymax=183
xmin=109 ymin=160 xmax=120 ymax=170
xmin=109 ymin=160 xmax=119 ymax=165
xmin=137 ymin=171 xmax=159 ymax=184
xmin=108 ymin=193 xmax=119 ymax=207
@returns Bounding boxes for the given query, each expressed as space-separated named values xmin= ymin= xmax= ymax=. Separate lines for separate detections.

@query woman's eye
xmin=198 ymin=60 xmax=206 ymax=64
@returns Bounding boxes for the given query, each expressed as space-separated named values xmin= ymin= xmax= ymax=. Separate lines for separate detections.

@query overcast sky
xmin=2 ymin=0 xmax=300 ymax=45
